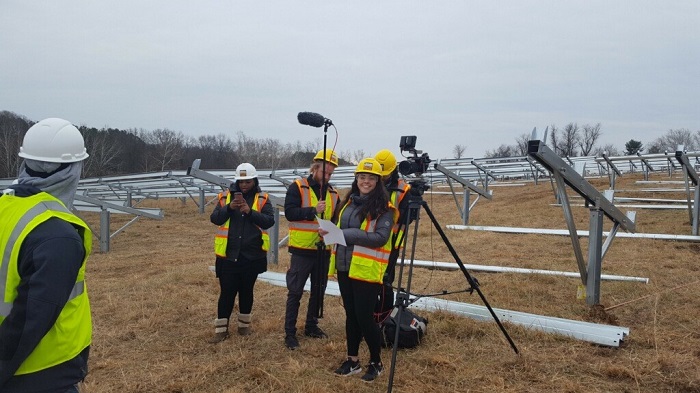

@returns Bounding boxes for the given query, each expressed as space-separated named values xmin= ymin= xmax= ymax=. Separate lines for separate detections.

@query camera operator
xmin=372 ymin=149 xmax=412 ymax=322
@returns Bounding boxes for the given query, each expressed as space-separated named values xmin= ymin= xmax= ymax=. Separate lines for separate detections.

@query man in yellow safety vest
xmin=283 ymin=149 xmax=340 ymax=350
xmin=0 ymin=118 xmax=92 ymax=393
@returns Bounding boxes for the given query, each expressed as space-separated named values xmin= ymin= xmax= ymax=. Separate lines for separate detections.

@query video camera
xmin=398 ymin=136 xmax=431 ymax=176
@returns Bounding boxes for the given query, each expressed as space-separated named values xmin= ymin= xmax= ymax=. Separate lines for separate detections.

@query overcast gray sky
xmin=1 ymin=1 xmax=697 ymax=161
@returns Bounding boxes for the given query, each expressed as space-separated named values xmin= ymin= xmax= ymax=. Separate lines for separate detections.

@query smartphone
xmin=233 ymin=192 xmax=244 ymax=202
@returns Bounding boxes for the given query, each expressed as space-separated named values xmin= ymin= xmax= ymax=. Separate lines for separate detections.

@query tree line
xmin=452 ymin=122 xmax=699 ymax=159
xmin=2 ymin=111 xmax=697 ymax=178
xmin=0 ymin=111 xmax=356 ymax=179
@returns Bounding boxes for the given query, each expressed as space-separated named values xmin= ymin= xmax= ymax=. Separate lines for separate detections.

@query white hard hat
xmin=19 ymin=118 xmax=89 ymax=163
xmin=235 ymin=163 xmax=258 ymax=180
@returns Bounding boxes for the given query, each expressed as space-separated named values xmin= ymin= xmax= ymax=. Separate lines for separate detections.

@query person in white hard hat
xmin=0 ymin=118 xmax=92 ymax=393
xmin=208 ymin=163 xmax=275 ymax=343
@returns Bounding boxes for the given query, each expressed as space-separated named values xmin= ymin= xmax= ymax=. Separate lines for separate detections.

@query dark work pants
xmin=337 ymin=271 xmax=382 ymax=363
xmin=217 ymin=268 xmax=259 ymax=319
xmin=284 ymin=253 xmax=329 ymax=336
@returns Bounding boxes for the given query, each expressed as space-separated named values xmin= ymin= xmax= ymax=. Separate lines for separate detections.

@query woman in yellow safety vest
xmin=208 ymin=163 xmax=275 ymax=343
xmin=323 ymin=158 xmax=398 ymax=383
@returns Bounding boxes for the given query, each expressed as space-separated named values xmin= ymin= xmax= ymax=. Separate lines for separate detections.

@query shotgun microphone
xmin=298 ymin=112 xmax=331 ymax=128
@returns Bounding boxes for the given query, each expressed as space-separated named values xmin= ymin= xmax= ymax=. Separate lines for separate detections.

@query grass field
xmin=79 ymin=172 xmax=700 ymax=392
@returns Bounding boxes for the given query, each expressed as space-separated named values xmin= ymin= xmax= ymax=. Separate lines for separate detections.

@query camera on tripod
xmin=398 ymin=136 xmax=431 ymax=176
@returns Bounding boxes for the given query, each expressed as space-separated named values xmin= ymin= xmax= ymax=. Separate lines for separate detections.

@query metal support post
xmin=268 ymin=207 xmax=280 ymax=264
xmin=100 ymin=208 xmax=110 ymax=252
xmin=462 ymin=188 xmax=470 ymax=225
xmin=586 ymin=208 xmax=604 ymax=305
xmin=198 ymin=189 xmax=205 ymax=214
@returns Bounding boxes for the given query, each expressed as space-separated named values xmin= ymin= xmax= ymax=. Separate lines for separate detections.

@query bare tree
xmin=549 ymin=124 xmax=560 ymax=155
xmin=140 ymin=128 xmax=185 ymax=171
xmin=258 ymin=138 xmax=284 ymax=170
xmin=592 ymin=144 xmax=621 ymax=157
xmin=351 ymin=149 xmax=366 ymax=164
xmin=81 ymin=128 xmax=123 ymax=177
xmin=559 ymin=123 xmax=580 ymax=157
xmin=579 ymin=123 xmax=602 ymax=156
xmin=648 ymin=128 xmax=697 ymax=153
xmin=484 ymin=144 xmax=513 ymax=158
xmin=452 ymin=144 xmax=466 ymax=159
xmin=514 ymin=133 xmax=530 ymax=156
xmin=0 ymin=111 xmax=30 ymax=178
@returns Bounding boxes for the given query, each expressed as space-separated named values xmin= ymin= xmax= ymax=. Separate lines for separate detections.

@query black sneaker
xmin=304 ymin=325 xmax=328 ymax=339
xmin=361 ymin=362 xmax=383 ymax=382
xmin=284 ymin=335 xmax=299 ymax=350
xmin=334 ymin=358 xmax=362 ymax=376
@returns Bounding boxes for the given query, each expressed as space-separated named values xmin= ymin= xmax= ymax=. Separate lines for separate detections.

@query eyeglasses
xmin=356 ymin=174 xmax=378 ymax=182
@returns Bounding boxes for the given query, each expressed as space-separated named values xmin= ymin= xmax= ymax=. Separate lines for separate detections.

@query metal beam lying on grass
xmin=402 ymin=259 xmax=648 ymax=283
xmin=449 ymin=224 xmax=700 ymax=242
xmin=256 ymin=271 xmax=629 ymax=347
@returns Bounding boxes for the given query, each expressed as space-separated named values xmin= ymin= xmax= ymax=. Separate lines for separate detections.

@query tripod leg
xmin=421 ymin=201 xmax=519 ymax=354
xmin=386 ymin=202 xmax=421 ymax=393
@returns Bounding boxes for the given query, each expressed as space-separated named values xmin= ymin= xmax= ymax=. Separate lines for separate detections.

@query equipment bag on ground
xmin=380 ymin=306 xmax=428 ymax=349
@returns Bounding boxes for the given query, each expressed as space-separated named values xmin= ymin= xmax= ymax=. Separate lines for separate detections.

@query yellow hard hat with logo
xmin=354 ymin=158 xmax=382 ymax=177
xmin=374 ymin=149 xmax=397 ymax=177
xmin=313 ymin=149 xmax=339 ymax=167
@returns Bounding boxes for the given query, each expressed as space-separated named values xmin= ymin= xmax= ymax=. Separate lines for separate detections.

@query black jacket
xmin=210 ymin=184 xmax=275 ymax=270
xmin=0 ymin=184 xmax=90 ymax=393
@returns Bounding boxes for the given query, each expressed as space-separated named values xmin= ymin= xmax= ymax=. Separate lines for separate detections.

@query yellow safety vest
xmin=214 ymin=191 xmax=270 ymax=258
xmin=389 ymin=179 xmax=411 ymax=249
xmin=328 ymin=202 xmax=398 ymax=284
xmin=288 ymin=178 xmax=338 ymax=251
xmin=0 ymin=191 xmax=92 ymax=375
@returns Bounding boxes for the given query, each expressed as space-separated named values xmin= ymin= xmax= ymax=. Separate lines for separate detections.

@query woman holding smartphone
xmin=208 ymin=163 xmax=275 ymax=343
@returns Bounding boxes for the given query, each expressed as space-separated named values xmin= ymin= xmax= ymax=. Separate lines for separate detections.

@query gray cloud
xmin=1 ymin=1 xmax=697 ymax=161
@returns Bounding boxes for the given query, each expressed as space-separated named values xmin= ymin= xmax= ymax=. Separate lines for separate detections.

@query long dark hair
xmin=340 ymin=175 xmax=390 ymax=222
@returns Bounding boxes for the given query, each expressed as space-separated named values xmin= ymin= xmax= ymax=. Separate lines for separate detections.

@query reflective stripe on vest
xmin=214 ymin=191 xmax=270 ymax=258
xmin=288 ymin=178 xmax=338 ymax=250
xmin=328 ymin=202 xmax=398 ymax=284
xmin=390 ymin=179 xmax=411 ymax=250
xmin=0 ymin=192 xmax=92 ymax=375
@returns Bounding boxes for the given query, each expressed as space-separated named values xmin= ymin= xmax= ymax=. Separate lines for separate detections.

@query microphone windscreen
xmin=297 ymin=112 xmax=325 ymax=128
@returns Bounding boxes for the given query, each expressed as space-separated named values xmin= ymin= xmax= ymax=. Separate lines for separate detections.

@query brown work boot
xmin=207 ymin=318 xmax=229 ymax=344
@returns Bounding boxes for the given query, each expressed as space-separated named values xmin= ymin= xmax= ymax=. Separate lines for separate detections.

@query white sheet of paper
xmin=317 ymin=218 xmax=346 ymax=246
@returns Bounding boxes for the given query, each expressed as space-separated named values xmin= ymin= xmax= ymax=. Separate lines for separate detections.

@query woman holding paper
xmin=323 ymin=157 xmax=397 ymax=382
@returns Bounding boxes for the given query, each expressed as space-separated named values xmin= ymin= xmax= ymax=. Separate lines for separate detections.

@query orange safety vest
xmin=287 ymin=178 xmax=338 ymax=250
xmin=389 ymin=179 xmax=411 ymax=249
xmin=214 ymin=191 xmax=270 ymax=258
xmin=328 ymin=202 xmax=398 ymax=284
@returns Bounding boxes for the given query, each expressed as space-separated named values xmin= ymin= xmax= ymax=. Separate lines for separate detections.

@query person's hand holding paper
xmin=317 ymin=218 xmax=346 ymax=246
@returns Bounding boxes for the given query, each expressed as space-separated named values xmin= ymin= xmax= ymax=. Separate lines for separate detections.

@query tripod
xmin=386 ymin=184 xmax=519 ymax=393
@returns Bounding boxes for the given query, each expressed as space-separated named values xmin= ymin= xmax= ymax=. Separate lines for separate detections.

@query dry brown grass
xmin=79 ymin=173 xmax=700 ymax=392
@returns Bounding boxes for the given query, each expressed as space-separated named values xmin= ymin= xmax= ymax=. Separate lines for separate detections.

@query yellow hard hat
xmin=374 ymin=149 xmax=397 ymax=177
xmin=313 ymin=149 xmax=339 ymax=167
xmin=354 ymin=158 xmax=382 ymax=177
